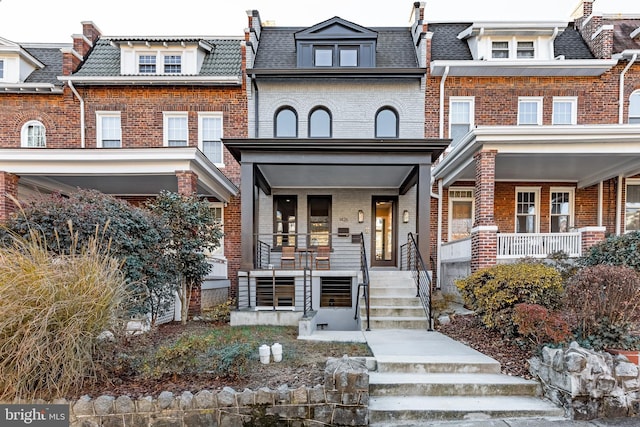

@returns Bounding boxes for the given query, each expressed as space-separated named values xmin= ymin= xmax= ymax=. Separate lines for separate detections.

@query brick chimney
xmin=411 ymin=2 xmax=427 ymax=67
xmin=62 ymin=21 xmax=102 ymax=76
xmin=574 ymin=0 xmax=613 ymax=59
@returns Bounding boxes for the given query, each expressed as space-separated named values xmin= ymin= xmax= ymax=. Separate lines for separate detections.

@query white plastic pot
xmin=271 ymin=342 xmax=283 ymax=362
xmin=259 ymin=344 xmax=270 ymax=364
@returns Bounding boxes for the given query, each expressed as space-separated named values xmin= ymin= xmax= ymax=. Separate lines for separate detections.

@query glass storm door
xmin=372 ymin=197 xmax=397 ymax=267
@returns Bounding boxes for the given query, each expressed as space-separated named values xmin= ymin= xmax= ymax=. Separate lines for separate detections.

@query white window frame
xmin=20 ymin=120 xmax=46 ymax=148
xmin=625 ymin=178 xmax=640 ymax=233
xmin=448 ymin=187 xmax=475 ymax=241
xmin=489 ymin=38 xmax=536 ymax=60
xmin=137 ymin=54 xmax=157 ymax=74
xmin=0 ymin=59 xmax=4 ymax=79
xmin=163 ymin=54 xmax=182 ymax=74
xmin=515 ymin=187 xmax=541 ymax=233
xmin=516 ymin=41 xmax=535 ymax=59
xmin=198 ymin=112 xmax=224 ymax=166
xmin=629 ymin=90 xmax=640 ymax=124
xmin=552 ymin=97 xmax=577 ymax=125
xmin=207 ymin=202 xmax=225 ymax=256
xmin=163 ymin=112 xmax=188 ymax=147
xmin=518 ymin=97 xmax=543 ymax=125
xmin=449 ymin=97 xmax=474 ymax=147
xmin=96 ymin=111 xmax=122 ymax=148
xmin=549 ymin=187 xmax=575 ymax=233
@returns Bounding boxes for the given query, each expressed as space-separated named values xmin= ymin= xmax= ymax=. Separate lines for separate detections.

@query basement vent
xmin=256 ymin=276 xmax=295 ymax=307
xmin=320 ymin=277 xmax=352 ymax=308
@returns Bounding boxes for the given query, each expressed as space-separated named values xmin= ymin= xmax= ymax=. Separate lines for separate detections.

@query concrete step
xmin=368 ymin=396 xmax=564 ymax=423
xmin=374 ymin=355 xmax=501 ymax=374
xmin=368 ymin=296 xmax=421 ymax=306
xmin=367 ymin=306 xmax=426 ymax=317
xmin=369 ymin=287 xmax=417 ymax=297
xmin=369 ymin=372 xmax=540 ymax=397
xmin=362 ymin=316 xmax=429 ymax=330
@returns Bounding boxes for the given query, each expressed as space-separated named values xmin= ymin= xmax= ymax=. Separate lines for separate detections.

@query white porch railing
xmin=440 ymin=237 xmax=472 ymax=262
xmin=497 ymin=232 xmax=581 ymax=259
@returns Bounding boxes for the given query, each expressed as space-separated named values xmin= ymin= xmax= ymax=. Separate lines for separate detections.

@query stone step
xmin=362 ymin=316 xmax=429 ymax=330
xmin=369 ymin=372 xmax=540 ymax=397
xmin=374 ymin=355 xmax=501 ymax=374
xmin=366 ymin=306 xmax=426 ymax=317
xmin=368 ymin=396 xmax=564 ymax=423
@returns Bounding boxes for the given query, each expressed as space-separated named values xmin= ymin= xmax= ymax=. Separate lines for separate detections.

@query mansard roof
xmin=605 ymin=18 xmax=640 ymax=53
xmin=72 ymin=37 xmax=243 ymax=78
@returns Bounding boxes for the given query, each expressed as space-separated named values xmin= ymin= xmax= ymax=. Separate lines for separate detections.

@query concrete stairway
xmin=361 ymin=270 xmax=429 ymax=330
xmin=365 ymin=330 xmax=564 ymax=424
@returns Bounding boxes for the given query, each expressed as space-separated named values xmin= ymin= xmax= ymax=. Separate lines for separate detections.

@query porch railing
xmin=400 ymin=232 xmax=432 ymax=331
xmin=354 ymin=233 xmax=371 ymax=331
xmin=256 ymin=240 xmax=271 ymax=269
xmin=497 ymin=232 xmax=581 ymax=259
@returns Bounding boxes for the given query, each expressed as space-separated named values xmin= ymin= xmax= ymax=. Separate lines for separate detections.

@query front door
xmin=371 ymin=197 xmax=397 ymax=267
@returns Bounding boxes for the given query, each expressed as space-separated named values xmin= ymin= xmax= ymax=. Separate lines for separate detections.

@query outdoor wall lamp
xmin=358 ymin=210 xmax=364 ymax=223
xmin=403 ymin=210 xmax=409 ymax=223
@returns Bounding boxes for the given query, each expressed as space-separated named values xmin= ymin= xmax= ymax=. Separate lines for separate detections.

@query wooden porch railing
xmin=497 ymin=232 xmax=581 ymax=259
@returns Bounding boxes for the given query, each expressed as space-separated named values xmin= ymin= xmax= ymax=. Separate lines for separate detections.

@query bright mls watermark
xmin=1 ymin=405 xmax=68 ymax=426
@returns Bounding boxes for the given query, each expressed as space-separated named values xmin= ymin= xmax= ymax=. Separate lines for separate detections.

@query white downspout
xmin=431 ymin=178 xmax=443 ymax=289
xmin=616 ymin=175 xmax=623 ymax=235
xmin=67 ymin=80 xmax=85 ymax=148
xmin=619 ymin=53 xmax=638 ymax=124
xmin=439 ymin=66 xmax=450 ymax=139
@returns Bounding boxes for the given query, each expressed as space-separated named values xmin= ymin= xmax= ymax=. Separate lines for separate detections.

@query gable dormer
xmin=457 ymin=22 xmax=568 ymax=61
xmin=112 ymin=38 xmax=214 ymax=75
xmin=294 ymin=17 xmax=378 ymax=68
xmin=0 ymin=37 xmax=45 ymax=84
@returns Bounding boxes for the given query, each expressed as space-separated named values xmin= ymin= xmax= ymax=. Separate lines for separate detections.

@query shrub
xmin=0 ymin=228 xmax=128 ymax=400
xmin=456 ymin=262 xmax=563 ymax=335
xmin=563 ymin=264 xmax=640 ymax=349
xmin=513 ymin=303 xmax=572 ymax=348
xmin=581 ymin=231 xmax=640 ymax=272
xmin=2 ymin=190 xmax=175 ymax=323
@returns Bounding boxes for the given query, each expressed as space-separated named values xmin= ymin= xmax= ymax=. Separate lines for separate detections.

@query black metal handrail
xmin=256 ymin=240 xmax=271 ymax=269
xmin=400 ymin=232 xmax=432 ymax=330
xmin=354 ymin=232 xmax=371 ymax=331
xmin=303 ymin=267 xmax=313 ymax=315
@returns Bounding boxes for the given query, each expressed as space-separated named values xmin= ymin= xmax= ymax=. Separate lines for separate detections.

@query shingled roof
xmin=429 ymin=23 xmax=594 ymax=61
xmin=252 ymin=26 xmax=419 ymax=69
xmin=605 ymin=19 xmax=640 ymax=54
xmin=73 ymin=38 xmax=243 ymax=77
xmin=21 ymin=44 xmax=69 ymax=87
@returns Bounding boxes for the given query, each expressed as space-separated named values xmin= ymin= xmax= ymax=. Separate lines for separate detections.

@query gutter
xmin=619 ymin=52 xmax=638 ymax=124
xmin=67 ymin=80 xmax=85 ymax=148
xmin=439 ymin=65 xmax=450 ymax=139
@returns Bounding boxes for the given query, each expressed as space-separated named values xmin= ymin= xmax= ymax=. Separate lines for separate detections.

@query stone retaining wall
xmin=530 ymin=342 xmax=640 ymax=420
xmin=29 ymin=356 xmax=368 ymax=427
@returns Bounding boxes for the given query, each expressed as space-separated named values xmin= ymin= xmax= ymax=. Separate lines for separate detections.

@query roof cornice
xmin=247 ymin=67 xmax=426 ymax=78
xmin=58 ymin=75 xmax=242 ymax=86
xmin=1 ymin=83 xmax=63 ymax=93
xmin=430 ymin=59 xmax=617 ymax=77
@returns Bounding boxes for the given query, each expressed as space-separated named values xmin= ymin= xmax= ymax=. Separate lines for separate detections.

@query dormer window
xmin=314 ymin=48 xmax=333 ymax=67
xmin=490 ymin=40 xmax=535 ymax=59
xmin=517 ymin=41 xmax=535 ymax=58
xmin=339 ymin=48 xmax=358 ymax=67
xmin=164 ymin=55 xmax=182 ymax=73
xmin=0 ymin=59 xmax=4 ymax=79
xmin=491 ymin=42 xmax=509 ymax=59
xmin=138 ymin=55 xmax=156 ymax=73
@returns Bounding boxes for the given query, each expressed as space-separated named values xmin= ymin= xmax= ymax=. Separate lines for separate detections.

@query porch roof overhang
xmin=432 ymin=124 xmax=640 ymax=188
xmin=224 ymin=138 xmax=449 ymax=191
xmin=0 ymin=147 xmax=239 ymax=202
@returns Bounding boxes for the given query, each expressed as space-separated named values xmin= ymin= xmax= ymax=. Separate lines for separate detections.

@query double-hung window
xmin=163 ymin=112 xmax=188 ymax=147
xmin=629 ymin=91 xmax=640 ymax=124
xmin=96 ymin=112 xmax=122 ymax=148
xmin=550 ymin=188 xmax=574 ymax=232
xmin=198 ymin=112 xmax=223 ymax=165
xmin=164 ymin=55 xmax=181 ymax=73
xmin=0 ymin=59 xmax=4 ymax=79
xmin=552 ymin=97 xmax=577 ymax=125
xmin=515 ymin=187 xmax=540 ymax=233
xmin=449 ymin=188 xmax=474 ymax=241
xmin=626 ymin=179 xmax=640 ymax=232
xmin=449 ymin=97 xmax=474 ymax=147
xmin=516 ymin=41 xmax=535 ymax=58
xmin=518 ymin=97 xmax=543 ymax=125
xmin=491 ymin=41 xmax=510 ymax=59
xmin=138 ymin=55 xmax=156 ymax=73
xmin=21 ymin=120 xmax=46 ymax=148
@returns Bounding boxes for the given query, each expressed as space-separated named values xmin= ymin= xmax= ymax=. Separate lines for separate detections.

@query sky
xmin=0 ymin=0 xmax=638 ymax=44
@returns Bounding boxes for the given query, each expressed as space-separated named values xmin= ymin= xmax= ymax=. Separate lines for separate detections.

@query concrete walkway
xmin=299 ymin=328 xmax=640 ymax=426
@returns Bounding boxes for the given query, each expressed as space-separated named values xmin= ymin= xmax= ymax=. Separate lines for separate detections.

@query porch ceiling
xmin=433 ymin=125 xmax=640 ymax=188
xmin=257 ymin=164 xmax=414 ymax=188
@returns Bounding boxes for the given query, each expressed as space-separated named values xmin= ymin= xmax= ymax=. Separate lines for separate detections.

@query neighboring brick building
xmin=430 ymin=0 xmax=640 ymax=296
xmin=0 ymin=22 xmax=246 ymax=316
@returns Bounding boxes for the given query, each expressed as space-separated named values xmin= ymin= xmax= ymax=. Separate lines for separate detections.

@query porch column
xmin=471 ymin=150 xmax=498 ymax=272
xmin=417 ymin=163 xmax=431 ymax=261
xmin=176 ymin=170 xmax=198 ymax=195
xmin=0 ymin=171 xmax=19 ymax=222
xmin=240 ymin=161 xmax=255 ymax=270
xmin=579 ymin=226 xmax=606 ymax=255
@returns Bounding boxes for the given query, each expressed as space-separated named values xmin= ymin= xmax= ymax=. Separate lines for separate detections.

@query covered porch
xmin=432 ymin=124 xmax=640 ymax=292
xmin=224 ymin=138 xmax=447 ymax=325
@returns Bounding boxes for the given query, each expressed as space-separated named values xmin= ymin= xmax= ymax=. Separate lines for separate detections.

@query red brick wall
xmin=0 ymin=172 xmax=19 ymax=222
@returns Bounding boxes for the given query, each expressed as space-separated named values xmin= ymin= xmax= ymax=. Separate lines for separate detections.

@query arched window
xmin=21 ymin=120 xmax=46 ymax=147
xmin=375 ymin=107 xmax=398 ymax=138
xmin=308 ymin=107 xmax=331 ymax=138
xmin=630 ymin=91 xmax=640 ymax=124
xmin=275 ymin=107 xmax=298 ymax=138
